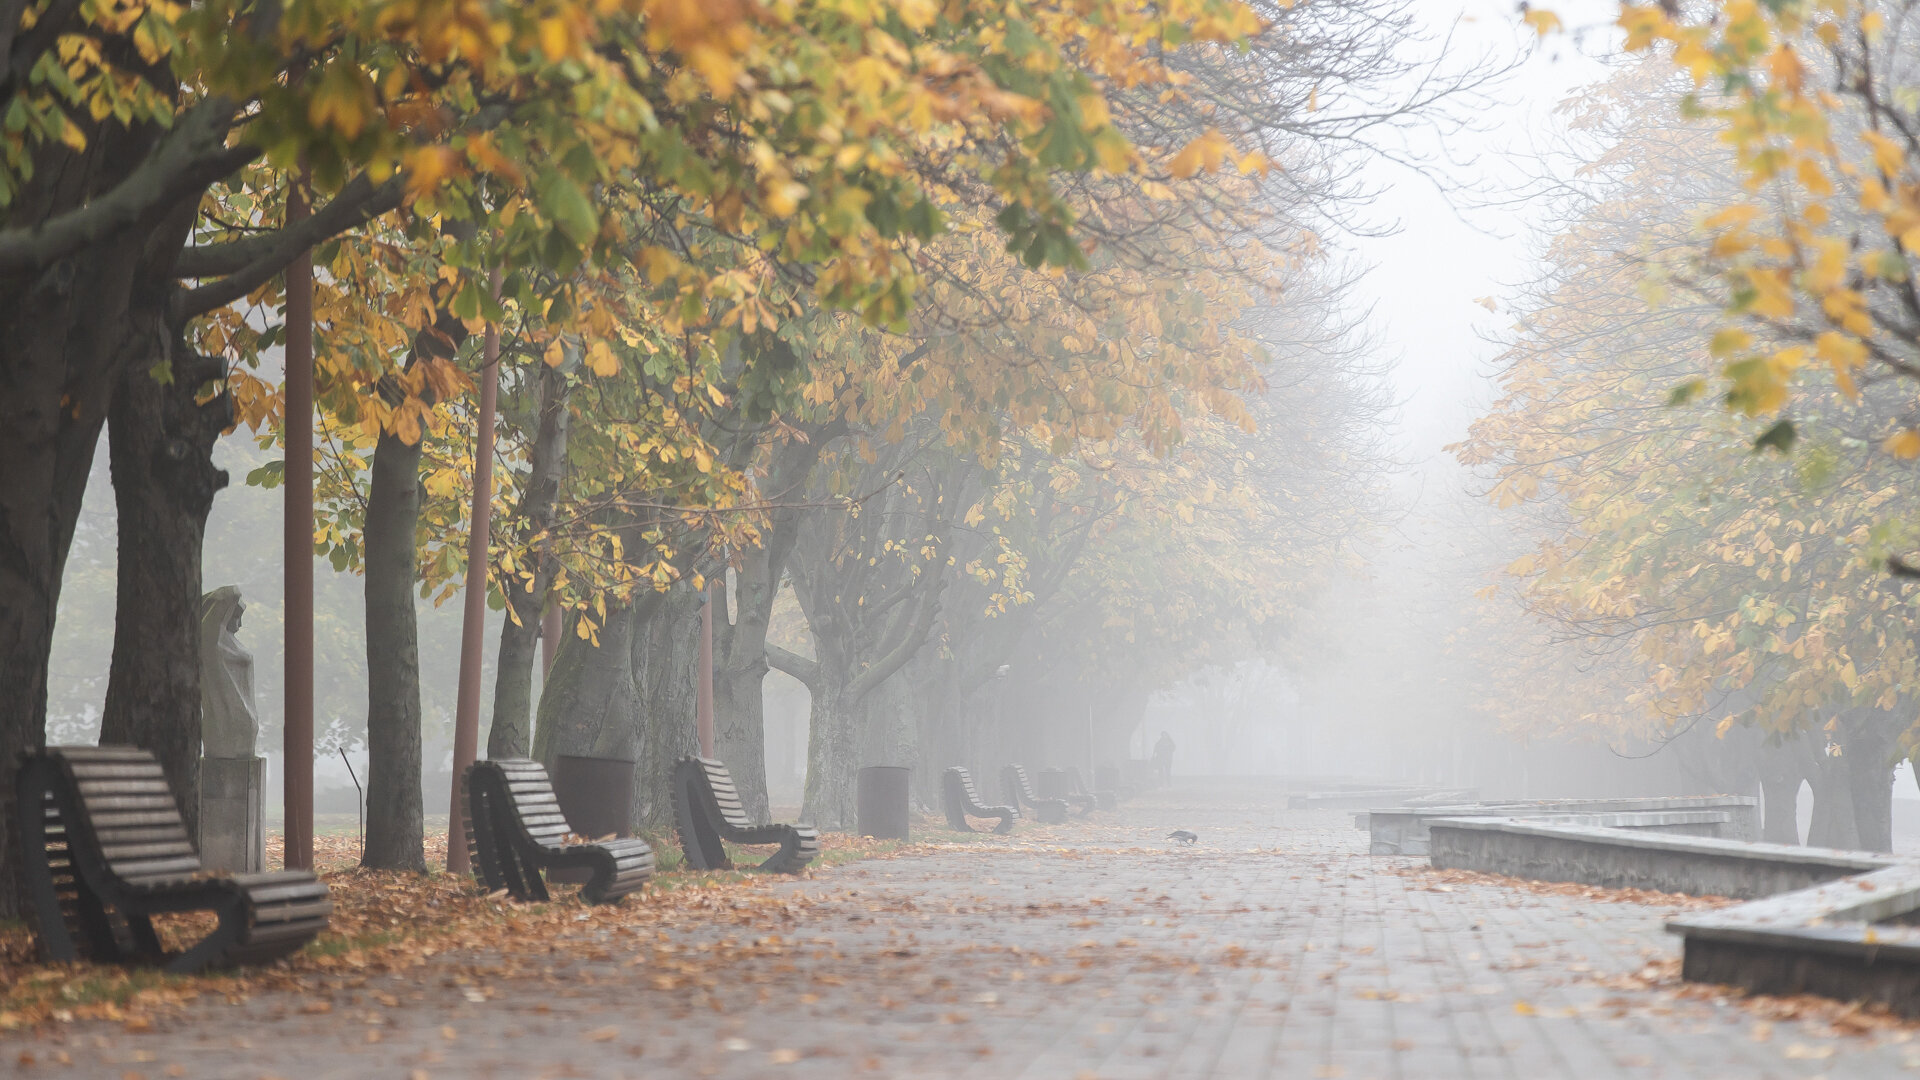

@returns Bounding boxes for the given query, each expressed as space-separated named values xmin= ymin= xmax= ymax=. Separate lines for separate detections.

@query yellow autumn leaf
xmin=763 ymin=180 xmax=808 ymax=217
xmin=404 ymin=146 xmax=463 ymax=198
xmin=1863 ymin=130 xmax=1904 ymax=177
xmin=1710 ymin=328 xmax=1752 ymax=358
xmin=1167 ymin=129 xmax=1232 ymax=179
xmin=1703 ymin=204 xmax=1759 ymax=230
xmin=1883 ymin=429 xmax=1920 ymax=459
xmin=1522 ymin=8 xmax=1561 ymax=37
xmin=585 ymin=340 xmax=620 ymax=377
xmin=1745 ymin=268 xmax=1794 ymax=318
xmin=538 ymin=16 xmax=573 ymax=60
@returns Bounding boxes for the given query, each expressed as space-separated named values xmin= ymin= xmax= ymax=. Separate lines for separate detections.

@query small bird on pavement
xmin=1166 ymin=830 xmax=1198 ymax=845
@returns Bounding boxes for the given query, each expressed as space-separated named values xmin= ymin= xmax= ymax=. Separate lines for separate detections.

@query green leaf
xmin=536 ymin=169 xmax=598 ymax=246
xmin=1667 ymin=379 xmax=1706 ymax=407
xmin=246 ymin=460 xmax=286 ymax=489
xmin=1752 ymin=419 xmax=1796 ymax=455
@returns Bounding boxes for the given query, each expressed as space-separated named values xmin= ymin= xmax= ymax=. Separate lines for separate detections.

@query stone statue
xmin=199 ymin=585 xmax=259 ymax=758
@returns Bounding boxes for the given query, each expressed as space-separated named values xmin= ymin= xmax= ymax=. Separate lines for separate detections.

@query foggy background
xmin=41 ymin=0 xmax=1919 ymax=847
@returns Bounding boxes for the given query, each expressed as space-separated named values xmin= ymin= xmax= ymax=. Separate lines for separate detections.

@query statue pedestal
xmin=199 ymin=755 xmax=265 ymax=873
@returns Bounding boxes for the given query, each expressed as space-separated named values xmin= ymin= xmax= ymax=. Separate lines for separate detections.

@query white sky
xmin=1343 ymin=0 xmax=1620 ymax=459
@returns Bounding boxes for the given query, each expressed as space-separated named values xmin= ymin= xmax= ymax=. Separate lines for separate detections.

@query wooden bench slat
xmin=99 ymin=841 xmax=199 ymax=862
xmin=672 ymin=756 xmax=815 ymax=875
xmin=462 ymin=759 xmax=653 ymax=906
xmin=14 ymin=747 xmax=329 ymax=973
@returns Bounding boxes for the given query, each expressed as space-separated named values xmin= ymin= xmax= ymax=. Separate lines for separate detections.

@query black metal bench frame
xmin=1002 ymin=764 xmax=1069 ymax=824
xmin=671 ymin=756 xmax=818 ymax=874
xmin=942 ymin=766 xmax=1017 ymax=834
xmin=15 ymin=746 xmax=331 ymax=973
xmin=464 ymin=758 xmax=654 ymax=904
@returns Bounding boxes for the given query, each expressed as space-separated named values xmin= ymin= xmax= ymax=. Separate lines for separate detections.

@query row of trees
xmin=1457 ymin=0 xmax=1920 ymax=852
xmin=1 ymin=0 xmax=1423 ymax=902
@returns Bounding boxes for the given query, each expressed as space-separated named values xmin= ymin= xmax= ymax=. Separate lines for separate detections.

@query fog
xmin=34 ymin=0 xmax=1920 ymax=855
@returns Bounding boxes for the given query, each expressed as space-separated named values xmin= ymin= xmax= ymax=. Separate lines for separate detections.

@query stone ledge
xmin=1371 ymin=795 xmax=1760 ymax=855
xmin=1427 ymin=818 xmax=1889 ymax=900
xmin=1287 ymin=787 xmax=1468 ymax=811
xmin=1668 ymin=865 xmax=1920 ymax=1016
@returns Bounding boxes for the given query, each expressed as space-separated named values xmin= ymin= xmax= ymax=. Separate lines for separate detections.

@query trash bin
xmin=550 ymin=754 xmax=636 ymax=882
xmin=857 ymin=765 xmax=911 ymax=841
xmin=1037 ymin=767 xmax=1071 ymax=800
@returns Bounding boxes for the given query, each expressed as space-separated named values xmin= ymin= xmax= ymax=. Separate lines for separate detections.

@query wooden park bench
xmin=671 ymin=756 xmax=818 ymax=874
xmin=1001 ymin=764 xmax=1069 ymax=824
xmin=463 ymin=758 xmax=655 ymax=904
xmin=1039 ymin=767 xmax=1098 ymax=816
xmin=1065 ymin=766 xmax=1118 ymax=812
xmin=14 ymin=745 xmax=331 ymax=973
xmin=942 ymin=766 xmax=1018 ymax=834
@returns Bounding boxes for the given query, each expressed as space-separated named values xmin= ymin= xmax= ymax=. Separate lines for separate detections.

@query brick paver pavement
xmin=21 ymin=779 xmax=1920 ymax=1078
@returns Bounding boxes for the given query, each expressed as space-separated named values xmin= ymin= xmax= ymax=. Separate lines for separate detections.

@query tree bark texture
xmin=628 ymin=587 xmax=702 ymax=829
xmin=709 ymin=424 xmax=841 ymax=821
xmin=360 ymin=425 xmax=428 ymax=871
xmin=99 ymin=333 xmax=232 ymax=840
xmin=1805 ymin=748 xmax=1861 ymax=850
xmin=785 ymin=474 xmax=952 ymax=828
xmin=0 ymin=25 xmax=406 ymax=912
xmin=799 ymin=680 xmax=863 ymax=829
xmin=1752 ymin=735 xmax=1808 ymax=845
xmin=533 ymin=599 xmax=642 ymax=767
xmin=487 ymin=363 xmax=571 ymax=758
xmin=532 ymin=589 xmax=702 ymax=832
xmin=0 ymin=107 xmax=181 ymax=916
xmin=1840 ymin=710 xmax=1897 ymax=853
xmin=710 ymin=525 xmax=791 ymax=822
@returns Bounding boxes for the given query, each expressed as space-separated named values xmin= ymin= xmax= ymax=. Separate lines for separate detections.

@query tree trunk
xmin=0 ymin=107 xmax=181 ymax=915
xmin=487 ymin=364 xmax=571 ymax=758
xmin=1848 ymin=754 xmax=1894 ymax=853
xmin=533 ymin=598 xmax=642 ymax=766
xmin=1758 ymin=774 xmax=1801 ymax=845
xmin=712 ymin=532 xmax=789 ymax=822
xmin=98 ymin=334 xmax=232 ymax=840
xmin=1806 ymin=751 xmax=1861 ymax=850
xmin=360 ymin=426 xmax=427 ymax=871
xmin=801 ymin=680 xmax=863 ymax=829
xmin=709 ymin=425 xmax=840 ymax=821
xmin=629 ymin=587 xmax=702 ymax=829
xmin=1841 ymin=711 xmax=1897 ymax=853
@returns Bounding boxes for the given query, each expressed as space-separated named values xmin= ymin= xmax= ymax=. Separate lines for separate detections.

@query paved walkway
xmin=20 ymin=780 xmax=1920 ymax=1078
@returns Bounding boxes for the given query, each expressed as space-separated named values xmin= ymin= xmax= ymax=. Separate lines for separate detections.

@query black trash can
xmin=549 ymin=754 xmax=636 ymax=882
xmin=857 ymin=765 xmax=911 ymax=841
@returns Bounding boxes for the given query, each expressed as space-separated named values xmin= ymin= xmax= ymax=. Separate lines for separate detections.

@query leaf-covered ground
xmin=0 ymin=819 xmax=944 ymax=1033
xmin=9 ymin=782 xmax=1920 ymax=1078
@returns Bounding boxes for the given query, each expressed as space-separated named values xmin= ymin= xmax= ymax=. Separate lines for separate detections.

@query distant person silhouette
xmin=1153 ymin=731 xmax=1175 ymax=787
